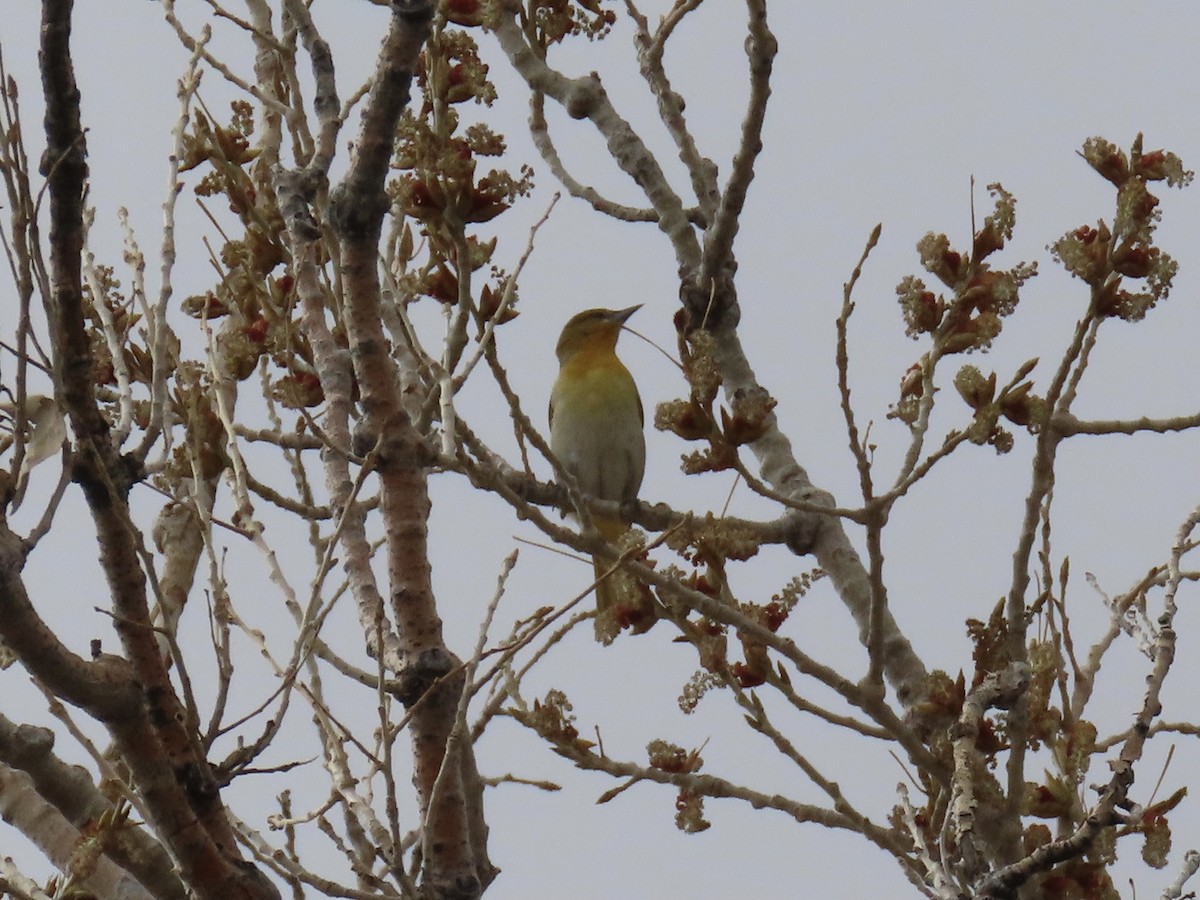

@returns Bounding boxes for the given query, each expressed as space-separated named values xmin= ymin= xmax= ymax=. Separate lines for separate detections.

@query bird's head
xmin=555 ymin=305 xmax=641 ymax=362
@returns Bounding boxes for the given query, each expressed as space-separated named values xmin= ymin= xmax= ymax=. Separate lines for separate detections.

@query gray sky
xmin=4 ymin=2 xmax=1200 ymax=897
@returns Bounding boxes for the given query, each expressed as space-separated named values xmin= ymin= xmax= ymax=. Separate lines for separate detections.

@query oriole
xmin=549 ymin=305 xmax=653 ymax=639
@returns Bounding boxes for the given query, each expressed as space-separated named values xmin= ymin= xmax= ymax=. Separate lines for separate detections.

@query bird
xmin=549 ymin=305 xmax=654 ymax=640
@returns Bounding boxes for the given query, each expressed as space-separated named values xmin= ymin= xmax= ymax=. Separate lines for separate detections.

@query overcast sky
xmin=4 ymin=2 xmax=1200 ymax=898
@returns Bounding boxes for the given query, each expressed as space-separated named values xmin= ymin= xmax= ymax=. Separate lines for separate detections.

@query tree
xmin=1 ymin=1 xmax=1199 ymax=898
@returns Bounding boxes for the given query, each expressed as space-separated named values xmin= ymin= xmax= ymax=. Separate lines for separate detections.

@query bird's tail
xmin=592 ymin=516 xmax=655 ymax=643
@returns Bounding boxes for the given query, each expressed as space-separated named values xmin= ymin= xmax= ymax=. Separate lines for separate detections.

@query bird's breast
xmin=550 ymin=356 xmax=645 ymax=504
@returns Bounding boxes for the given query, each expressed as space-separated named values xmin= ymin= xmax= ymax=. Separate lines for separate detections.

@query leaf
xmin=10 ymin=395 xmax=66 ymax=476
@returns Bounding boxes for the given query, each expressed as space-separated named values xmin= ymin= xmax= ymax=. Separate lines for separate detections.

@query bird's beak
xmin=612 ymin=304 xmax=642 ymax=324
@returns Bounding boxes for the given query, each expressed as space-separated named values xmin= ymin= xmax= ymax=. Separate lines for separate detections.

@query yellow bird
xmin=549 ymin=305 xmax=653 ymax=639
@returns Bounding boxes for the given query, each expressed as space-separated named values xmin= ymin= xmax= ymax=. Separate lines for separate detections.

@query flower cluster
xmin=950 ymin=361 xmax=1045 ymax=454
xmin=512 ymin=689 xmax=597 ymax=757
xmin=655 ymin=329 xmax=777 ymax=475
xmin=891 ymin=185 xmax=1039 ymax=433
xmin=647 ymin=740 xmax=710 ymax=833
xmin=524 ymin=0 xmax=616 ymax=47
xmin=391 ymin=24 xmax=533 ymax=325
xmin=1050 ymin=135 xmax=1191 ymax=321
xmin=896 ymin=184 xmax=1036 ymax=354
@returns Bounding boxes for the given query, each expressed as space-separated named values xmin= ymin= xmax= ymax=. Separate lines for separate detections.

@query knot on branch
xmin=70 ymin=448 xmax=143 ymax=501
xmin=352 ymin=412 xmax=434 ymax=469
xmin=10 ymin=723 xmax=54 ymax=760
xmin=427 ymin=873 xmax=483 ymax=900
xmin=328 ymin=180 xmax=388 ymax=241
xmin=391 ymin=0 xmax=436 ymax=22
xmin=395 ymin=647 xmax=455 ymax=707
xmin=983 ymin=661 xmax=1031 ymax=710
xmin=677 ymin=267 xmax=739 ymax=332
xmin=177 ymin=757 xmax=221 ymax=807
xmin=275 ymin=166 xmax=326 ymax=243
xmin=382 ymin=427 xmax=437 ymax=471
xmin=565 ymin=74 xmax=602 ymax=120
xmin=781 ymin=506 xmax=826 ymax=556
xmin=38 ymin=142 xmax=88 ymax=183
xmin=120 ymin=448 xmax=146 ymax=488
